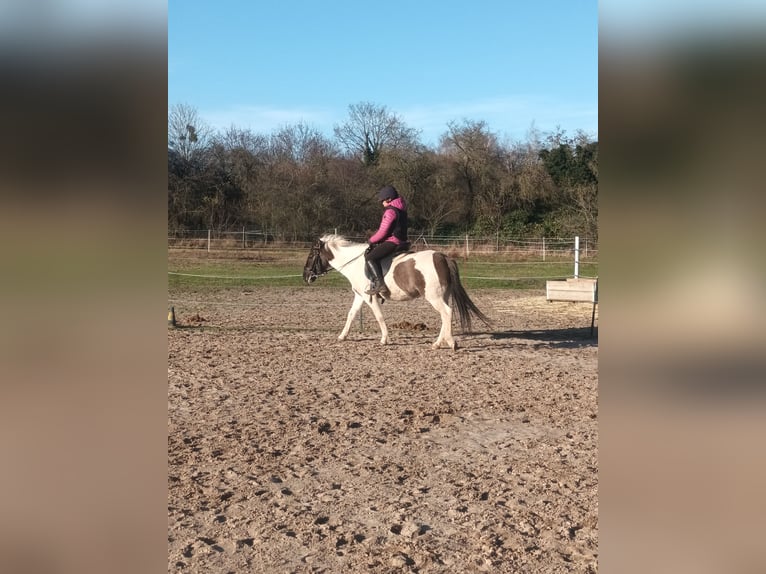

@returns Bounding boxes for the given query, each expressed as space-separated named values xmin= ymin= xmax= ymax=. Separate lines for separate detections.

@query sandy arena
xmin=168 ymin=286 xmax=598 ymax=573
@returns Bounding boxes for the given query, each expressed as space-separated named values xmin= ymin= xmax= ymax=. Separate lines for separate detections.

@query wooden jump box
xmin=546 ymin=278 xmax=598 ymax=303
xmin=546 ymin=278 xmax=598 ymax=335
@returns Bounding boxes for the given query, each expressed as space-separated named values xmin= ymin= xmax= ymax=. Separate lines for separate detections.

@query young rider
xmin=365 ymin=185 xmax=408 ymax=298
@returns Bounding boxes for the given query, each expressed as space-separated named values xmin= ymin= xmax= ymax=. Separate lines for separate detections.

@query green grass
xmin=458 ymin=260 xmax=598 ymax=289
xmin=169 ymin=250 xmax=597 ymax=292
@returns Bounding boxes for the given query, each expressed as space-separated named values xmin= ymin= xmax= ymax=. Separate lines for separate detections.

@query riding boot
xmin=365 ymin=259 xmax=391 ymax=298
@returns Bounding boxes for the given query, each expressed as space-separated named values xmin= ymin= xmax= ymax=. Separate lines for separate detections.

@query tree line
xmin=168 ymin=102 xmax=597 ymax=241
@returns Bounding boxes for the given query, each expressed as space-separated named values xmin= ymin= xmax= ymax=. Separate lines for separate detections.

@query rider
xmin=365 ymin=185 xmax=408 ymax=298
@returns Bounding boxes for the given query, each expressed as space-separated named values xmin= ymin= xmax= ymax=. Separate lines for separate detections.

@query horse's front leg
xmin=365 ymin=297 xmax=389 ymax=345
xmin=338 ymin=292 xmax=365 ymax=341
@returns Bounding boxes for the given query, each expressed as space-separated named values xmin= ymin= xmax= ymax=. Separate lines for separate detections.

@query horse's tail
xmin=446 ymin=256 xmax=493 ymax=333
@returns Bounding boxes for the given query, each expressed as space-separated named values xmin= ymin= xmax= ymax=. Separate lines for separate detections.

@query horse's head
xmin=303 ymin=239 xmax=332 ymax=284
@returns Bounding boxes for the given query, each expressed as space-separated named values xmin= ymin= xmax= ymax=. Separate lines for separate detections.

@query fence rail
xmin=168 ymin=229 xmax=598 ymax=260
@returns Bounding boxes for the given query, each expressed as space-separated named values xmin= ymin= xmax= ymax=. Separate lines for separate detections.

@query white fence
xmin=168 ymin=229 xmax=598 ymax=260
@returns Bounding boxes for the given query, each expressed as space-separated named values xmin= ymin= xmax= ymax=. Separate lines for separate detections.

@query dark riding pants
xmin=365 ymin=240 xmax=398 ymax=264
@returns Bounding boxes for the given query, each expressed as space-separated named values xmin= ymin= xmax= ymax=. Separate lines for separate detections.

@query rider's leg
xmin=364 ymin=259 xmax=386 ymax=295
xmin=364 ymin=242 xmax=396 ymax=296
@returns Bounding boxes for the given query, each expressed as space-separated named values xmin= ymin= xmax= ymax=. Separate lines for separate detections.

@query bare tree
xmin=271 ymin=122 xmax=337 ymax=167
xmin=333 ymin=102 xmax=419 ymax=166
xmin=168 ymin=103 xmax=211 ymax=161
xmin=417 ymin=183 xmax=462 ymax=237
xmin=206 ymin=127 xmax=270 ymax=231
xmin=564 ymin=143 xmax=598 ymax=239
xmin=506 ymin=143 xmax=555 ymax=207
xmin=440 ymin=119 xmax=503 ymax=226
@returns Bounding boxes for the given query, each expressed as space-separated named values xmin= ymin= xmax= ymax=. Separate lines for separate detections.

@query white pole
xmin=243 ymin=226 xmax=245 ymax=249
xmin=542 ymin=237 xmax=546 ymax=262
xmin=574 ymin=236 xmax=580 ymax=278
xmin=465 ymin=234 xmax=469 ymax=259
xmin=207 ymin=229 xmax=211 ymax=252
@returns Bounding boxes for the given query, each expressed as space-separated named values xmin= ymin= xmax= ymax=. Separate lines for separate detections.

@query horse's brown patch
xmin=319 ymin=241 xmax=334 ymax=263
xmin=432 ymin=252 xmax=450 ymax=289
xmin=392 ymin=259 xmax=426 ymax=297
xmin=304 ymin=240 xmax=336 ymax=283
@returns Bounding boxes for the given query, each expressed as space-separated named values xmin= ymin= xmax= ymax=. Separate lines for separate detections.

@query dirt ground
xmin=167 ymin=286 xmax=598 ymax=573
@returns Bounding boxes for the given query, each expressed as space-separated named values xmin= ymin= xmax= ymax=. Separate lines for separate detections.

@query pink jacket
xmin=369 ymin=197 xmax=407 ymax=244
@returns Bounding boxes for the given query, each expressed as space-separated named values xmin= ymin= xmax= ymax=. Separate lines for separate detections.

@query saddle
xmin=364 ymin=242 xmax=412 ymax=282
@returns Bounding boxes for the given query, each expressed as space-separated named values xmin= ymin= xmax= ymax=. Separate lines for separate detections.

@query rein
xmin=306 ymin=243 xmax=365 ymax=281
xmin=332 ymin=250 xmax=366 ymax=273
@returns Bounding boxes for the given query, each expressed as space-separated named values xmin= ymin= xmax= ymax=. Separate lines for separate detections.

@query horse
xmin=303 ymin=234 xmax=492 ymax=350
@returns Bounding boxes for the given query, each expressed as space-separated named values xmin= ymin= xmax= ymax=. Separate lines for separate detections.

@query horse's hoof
xmin=338 ymin=335 xmax=347 ymax=342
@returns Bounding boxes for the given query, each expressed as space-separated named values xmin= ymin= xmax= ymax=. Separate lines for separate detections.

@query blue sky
xmin=169 ymin=0 xmax=598 ymax=146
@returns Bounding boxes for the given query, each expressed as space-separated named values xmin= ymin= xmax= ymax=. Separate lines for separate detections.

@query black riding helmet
xmin=377 ymin=185 xmax=399 ymax=201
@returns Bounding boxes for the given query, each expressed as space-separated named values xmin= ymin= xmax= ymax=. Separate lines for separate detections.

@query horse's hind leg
xmin=428 ymin=297 xmax=455 ymax=350
xmin=338 ymin=293 xmax=365 ymax=341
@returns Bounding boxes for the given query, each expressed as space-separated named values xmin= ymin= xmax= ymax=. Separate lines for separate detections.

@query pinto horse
xmin=303 ymin=234 xmax=492 ymax=349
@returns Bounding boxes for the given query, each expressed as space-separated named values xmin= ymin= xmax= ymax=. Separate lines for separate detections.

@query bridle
xmin=303 ymin=239 xmax=367 ymax=283
xmin=303 ymin=241 xmax=330 ymax=283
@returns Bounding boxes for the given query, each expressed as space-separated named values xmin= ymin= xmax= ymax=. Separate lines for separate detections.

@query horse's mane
xmin=320 ymin=234 xmax=362 ymax=249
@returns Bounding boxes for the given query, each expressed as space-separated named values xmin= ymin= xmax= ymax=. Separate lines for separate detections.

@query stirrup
xmin=365 ymin=281 xmax=390 ymax=298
